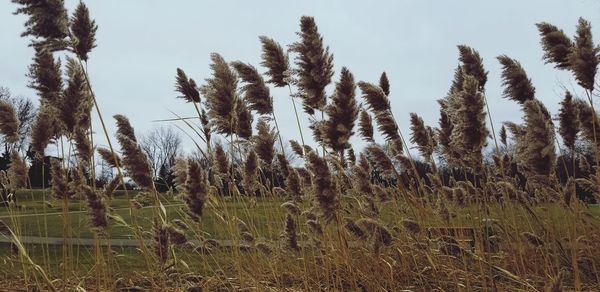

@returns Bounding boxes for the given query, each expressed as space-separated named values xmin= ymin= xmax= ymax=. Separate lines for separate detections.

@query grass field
xmin=6 ymin=189 xmax=598 ymax=240
xmin=2 ymin=188 xmax=600 ymax=290
xmin=0 ymin=190 xmax=600 ymax=286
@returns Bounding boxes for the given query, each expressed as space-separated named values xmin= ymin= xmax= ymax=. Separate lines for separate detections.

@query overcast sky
xmin=1 ymin=0 xmax=599 ymax=157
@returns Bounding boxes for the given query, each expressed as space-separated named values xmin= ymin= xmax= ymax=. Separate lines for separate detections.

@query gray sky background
xmin=1 ymin=0 xmax=599 ymax=158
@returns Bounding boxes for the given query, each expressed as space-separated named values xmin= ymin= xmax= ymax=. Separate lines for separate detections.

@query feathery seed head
xmin=289 ymin=16 xmax=334 ymax=115
xmin=243 ymin=151 xmax=259 ymax=195
xmin=50 ymin=159 xmax=68 ymax=200
xmin=115 ymin=129 xmax=154 ymax=191
xmin=13 ymin=0 xmax=69 ymax=48
xmin=410 ymin=113 xmax=435 ymax=160
xmin=321 ymin=67 xmax=358 ymax=153
xmin=558 ymin=91 xmax=580 ymax=151
xmin=253 ymin=118 xmax=277 ymax=165
xmin=379 ymin=72 xmax=390 ymax=96
xmin=234 ymin=98 xmax=253 ymax=139
xmin=182 ymin=159 xmax=208 ymax=222
xmin=201 ymin=53 xmax=238 ymax=135
xmin=231 ymin=61 xmax=273 ymax=115
xmin=259 ymin=36 xmax=290 ymax=87
xmin=457 ymin=45 xmax=488 ymax=91
xmin=497 ymin=55 xmax=536 ymax=104
xmin=70 ymin=2 xmax=97 ymax=61
xmin=536 ymin=22 xmax=573 ymax=69
xmin=306 ymin=151 xmax=338 ymax=221
xmin=358 ymin=108 xmax=374 ymax=143
xmin=568 ymin=18 xmax=599 ymax=91
xmin=97 ymin=147 xmax=121 ymax=168
xmin=175 ymin=68 xmax=200 ymax=103
xmin=8 ymin=150 xmax=28 ymax=189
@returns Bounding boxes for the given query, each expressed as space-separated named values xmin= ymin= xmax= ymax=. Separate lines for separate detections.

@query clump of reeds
xmin=97 ymin=147 xmax=122 ymax=168
xmin=537 ymin=18 xmax=598 ymax=91
xmin=276 ymin=154 xmax=289 ymax=179
xmin=259 ymin=36 xmax=290 ymax=87
xmin=568 ymin=18 xmax=598 ymax=91
xmin=283 ymin=213 xmax=299 ymax=251
xmin=200 ymin=53 xmax=238 ymax=135
xmin=213 ymin=143 xmax=230 ymax=176
xmin=173 ymin=159 xmax=208 ymax=222
xmin=114 ymin=114 xmax=154 ymax=191
xmin=253 ymin=118 xmax=276 ymax=165
xmin=281 ymin=201 xmax=301 ymax=216
xmin=83 ymin=186 xmax=108 ymax=230
xmin=60 ymin=58 xmax=92 ymax=144
xmin=409 ymin=113 xmax=436 ymax=163
xmin=358 ymin=81 xmax=403 ymax=155
xmin=457 ymin=45 xmax=488 ymax=90
xmin=358 ymin=109 xmax=374 ymax=143
xmin=507 ymin=100 xmax=556 ymax=176
xmin=306 ymin=151 xmax=337 ymax=221
xmin=379 ymin=72 xmax=390 ymax=96
xmin=437 ymin=100 xmax=459 ymax=163
xmin=289 ymin=140 xmax=304 ymax=157
xmin=12 ymin=0 xmax=69 ymax=48
xmin=536 ymin=22 xmax=573 ymax=69
xmin=50 ymin=159 xmax=68 ymax=199
xmin=574 ymin=99 xmax=600 ymax=146
xmin=7 ymin=150 xmax=28 ymax=190
xmin=353 ymin=153 xmax=373 ymax=194
xmin=289 ymin=16 xmax=334 ymax=114
xmin=30 ymin=105 xmax=59 ymax=154
xmin=67 ymin=165 xmax=86 ymax=199
xmin=347 ymin=148 xmax=356 ymax=166
xmin=103 ymin=173 xmax=121 ymax=198
xmin=175 ymin=68 xmax=200 ymax=103
xmin=356 ymin=218 xmax=393 ymax=255
xmin=286 ymin=167 xmax=302 ymax=200
xmin=365 ymin=145 xmax=396 ymax=176
xmin=447 ymin=75 xmax=488 ymax=169
xmin=234 ymin=98 xmax=253 ymax=139
xmin=153 ymin=220 xmax=170 ymax=266
xmin=232 ymin=61 xmax=273 ymax=115
xmin=497 ymin=55 xmax=535 ymax=104
xmin=344 ymin=218 xmax=367 ymax=240
xmin=242 ymin=151 xmax=258 ymax=195
xmin=499 ymin=124 xmax=507 ymax=146
xmin=439 ymin=46 xmax=490 ymax=168
xmin=557 ymin=91 xmax=579 ymax=152
xmin=27 ymin=48 xmax=63 ymax=107
xmin=320 ymin=67 xmax=358 ymax=164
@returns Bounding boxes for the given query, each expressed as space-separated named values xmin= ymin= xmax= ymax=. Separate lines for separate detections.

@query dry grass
xmin=2 ymin=1 xmax=600 ymax=291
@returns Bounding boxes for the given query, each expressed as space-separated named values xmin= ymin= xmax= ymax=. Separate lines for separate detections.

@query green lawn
xmin=1 ymin=189 xmax=289 ymax=240
xmin=2 ymin=189 xmax=599 ymax=241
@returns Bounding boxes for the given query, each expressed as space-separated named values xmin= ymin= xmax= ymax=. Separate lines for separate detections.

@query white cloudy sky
xmin=1 ymin=0 xmax=598 ymax=157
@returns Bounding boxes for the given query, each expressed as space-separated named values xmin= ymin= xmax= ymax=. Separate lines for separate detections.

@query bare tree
xmin=140 ymin=125 xmax=183 ymax=181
